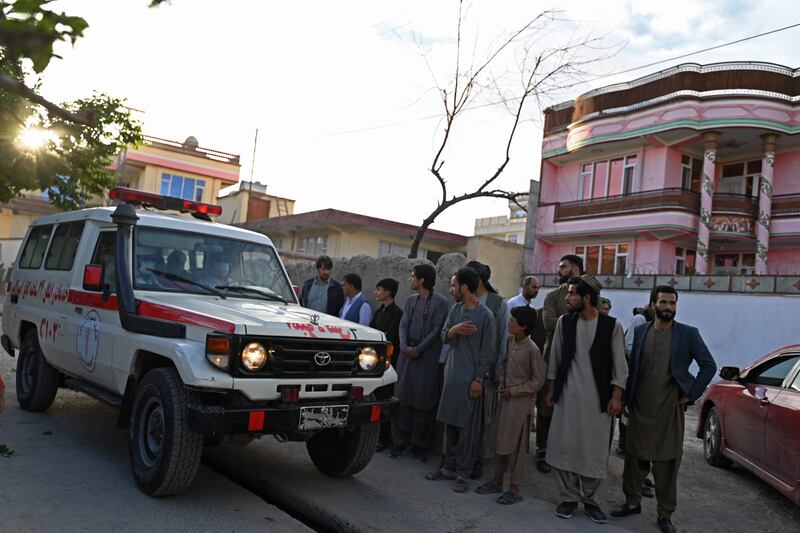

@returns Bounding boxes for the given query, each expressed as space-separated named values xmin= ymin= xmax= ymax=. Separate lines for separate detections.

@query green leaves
xmin=0 ymin=2 xmax=145 ymax=210
xmin=0 ymin=0 xmax=89 ymax=73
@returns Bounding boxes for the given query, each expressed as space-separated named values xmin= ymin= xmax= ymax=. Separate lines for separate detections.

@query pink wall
xmin=768 ymin=248 xmax=800 ymax=274
xmin=631 ymin=240 xmax=675 ymax=274
xmin=773 ymin=151 xmax=800 ymax=195
xmin=663 ymin=148 xmax=684 ymax=189
xmin=530 ymin=242 xmax=573 ymax=273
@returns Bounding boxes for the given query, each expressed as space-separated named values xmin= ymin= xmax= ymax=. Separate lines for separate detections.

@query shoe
xmin=555 ymin=501 xmax=578 ymax=519
xmin=410 ymin=446 xmax=428 ymax=464
xmin=642 ymin=485 xmax=655 ymax=498
xmin=644 ymin=477 xmax=655 ymax=488
xmin=610 ymin=503 xmax=642 ymax=518
xmin=536 ymin=458 xmax=551 ymax=473
xmin=614 ymin=447 xmax=626 ymax=458
xmin=657 ymin=517 xmax=676 ymax=533
xmin=469 ymin=460 xmax=482 ymax=479
xmin=584 ymin=504 xmax=608 ymax=524
xmin=389 ymin=445 xmax=406 ymax=459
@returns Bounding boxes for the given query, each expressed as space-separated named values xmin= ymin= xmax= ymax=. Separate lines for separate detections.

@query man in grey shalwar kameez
xmin=544 ymin=275 xmax=627 ymax=524
xmin=391 ymin=263 xmax=449 ymax=462
xmin=425 ymin=268 xmax=496 ymax=494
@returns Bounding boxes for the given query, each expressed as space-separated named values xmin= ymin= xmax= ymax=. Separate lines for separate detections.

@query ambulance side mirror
xmin=83 ymin=264 xmax=105 ymax=292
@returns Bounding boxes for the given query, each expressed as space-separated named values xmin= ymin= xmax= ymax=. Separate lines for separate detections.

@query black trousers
xmin=374 ymin=382 xmax=394 ymax=447
xmin=392 ymin=404 xmax=435 ymax=450
xmin=535 ymin=412 xmax=551 ymax=456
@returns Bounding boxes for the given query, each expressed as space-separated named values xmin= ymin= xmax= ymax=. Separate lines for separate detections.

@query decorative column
xmin=695 ymin=131 xmax=720 ymax=275
xmin=756 ymin=133 xmax=778 ymax=275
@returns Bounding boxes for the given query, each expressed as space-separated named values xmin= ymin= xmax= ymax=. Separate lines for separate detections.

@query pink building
xmin=531 ymin=62 xmax=800 ymax=277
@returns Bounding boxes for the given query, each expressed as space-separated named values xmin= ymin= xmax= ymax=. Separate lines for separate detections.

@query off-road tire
xmin=129 ymin=367 xmax=203 ymax=496
xmin=306 ymin=421 xmax=380 ymax=478
xmin=16 ymin=329 xmax=60 ymax=411
xmin=703 ymin=406 xmax=732 ymax=468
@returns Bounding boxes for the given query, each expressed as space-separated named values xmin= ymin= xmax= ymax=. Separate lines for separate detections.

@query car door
xmin=765 ymin=357 xmax=800 ymax=486
xmin=723 ymin=355 xmax=799 ymax=467
xmin=70 ymin=228 xmax=120 ymax=391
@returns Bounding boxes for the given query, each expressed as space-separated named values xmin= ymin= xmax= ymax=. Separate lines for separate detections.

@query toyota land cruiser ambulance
xmin=1 ymin=188 xmax=398 ymax=496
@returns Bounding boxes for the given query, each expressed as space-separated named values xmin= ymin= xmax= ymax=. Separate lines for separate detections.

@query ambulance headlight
xmin=358 ymin=347 xmax=379 ymax=371
xmin=241 ymin=342 xmax=268 ymax=371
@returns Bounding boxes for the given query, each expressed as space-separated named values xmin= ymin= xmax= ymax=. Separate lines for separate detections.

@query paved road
xmin=0 ymin=357 xmax=312 ymax=533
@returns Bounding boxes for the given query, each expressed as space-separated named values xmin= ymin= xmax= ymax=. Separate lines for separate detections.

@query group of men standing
xmin=299 ymin=253 xmax=718 ymax=533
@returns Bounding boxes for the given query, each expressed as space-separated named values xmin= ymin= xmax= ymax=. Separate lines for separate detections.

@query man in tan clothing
xmin=536 ymin=254 xmax=584 ymax=473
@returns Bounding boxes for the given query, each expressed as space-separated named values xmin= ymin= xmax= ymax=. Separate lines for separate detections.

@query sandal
xmin=475 ymin=481 xmax=503 ymax=494
xmin=425 ymin=470 xmax=456 ymax=481
xmin=452 ymin=478 xmax=468 ymax=493
xmin=497 ymin=491 xmax=523 ymax=505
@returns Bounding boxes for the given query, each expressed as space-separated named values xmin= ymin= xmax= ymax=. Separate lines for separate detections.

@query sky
xmin=36 ymin=0 xmax=800 ymax=236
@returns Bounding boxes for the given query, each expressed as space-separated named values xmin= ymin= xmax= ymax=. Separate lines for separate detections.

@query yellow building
xmin=115 ymin=135 xmax=240 ymax=204
xmin=244 ymin=209 xmax=468 ymax=264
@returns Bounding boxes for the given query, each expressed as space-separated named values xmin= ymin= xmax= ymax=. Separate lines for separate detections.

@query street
xmin=1 ymin=354 xmax=798 ymax=533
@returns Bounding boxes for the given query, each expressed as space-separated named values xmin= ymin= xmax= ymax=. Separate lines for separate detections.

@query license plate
xmin=298 ymin=405 xmax=349 ymax=430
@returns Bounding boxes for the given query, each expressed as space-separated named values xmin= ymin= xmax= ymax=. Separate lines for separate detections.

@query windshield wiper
xmin=215 ymin=285 xmax=288 ymax=304
xmin=147 ymin=269 xmax=226 ymax=299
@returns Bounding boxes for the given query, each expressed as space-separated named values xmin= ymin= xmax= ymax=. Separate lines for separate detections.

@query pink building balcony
xmin=531 ymin=62 xmax=800 ymax=276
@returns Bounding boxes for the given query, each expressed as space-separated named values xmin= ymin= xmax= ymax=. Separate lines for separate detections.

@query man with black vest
xmin=544 ymin=275 xmax=627 ymax=524
xmin=537 ymin=254 xmax=584 ymax=473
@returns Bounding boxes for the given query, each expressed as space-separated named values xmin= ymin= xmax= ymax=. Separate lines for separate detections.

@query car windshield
xmin=133 ymin=227 xmax=295 ymax=303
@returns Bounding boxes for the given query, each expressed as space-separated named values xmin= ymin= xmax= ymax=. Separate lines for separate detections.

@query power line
xmin=315 ymin=21 xmax=800 ymax=138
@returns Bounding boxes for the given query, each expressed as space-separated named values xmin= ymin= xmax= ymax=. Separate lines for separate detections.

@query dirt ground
xmin=519 ymin=407 xmax=800 ymax=533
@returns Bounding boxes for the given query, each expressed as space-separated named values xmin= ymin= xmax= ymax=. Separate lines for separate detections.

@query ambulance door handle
xmin=74 ymin=306 xmax=83 ymax=315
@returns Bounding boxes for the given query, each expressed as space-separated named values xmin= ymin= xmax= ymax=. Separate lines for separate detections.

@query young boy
xmin=476 ymin=306 xmax=546 ymax=504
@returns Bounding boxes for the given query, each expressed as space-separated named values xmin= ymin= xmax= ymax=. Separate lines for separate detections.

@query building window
xmin=506 ymin=234 xmax=518 ymax=244
xmin=296 ymin=235 xmax=328 ymax=256
xmin=681 ymin=155 xmax=703 ymax=192
xmin=675 ymin=247 xmax=696 ymax=275
xmin=378 ymin=240 xmax=427 ymax=259
xmin=579 ymin=155 xmax=637 ymax=200
xmin=713 ymin=253 xmax=755 ymax=275
xmin=719 ymin=160 xmax=761 ymax=196
xmin=160 ymin=173 xmax=206 ymax=202
xmin=574 ymin=243 xmax=628 ymax=275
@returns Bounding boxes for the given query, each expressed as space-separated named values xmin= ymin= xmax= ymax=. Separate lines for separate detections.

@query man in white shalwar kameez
xmin=544 ymin=275 xmax=627 ymax=525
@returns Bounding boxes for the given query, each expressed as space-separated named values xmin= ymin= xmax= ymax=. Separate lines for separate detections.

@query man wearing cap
xmin=544 ymin=275 xmax=627 ymax=524
xmin=465 ymin=260 xmax=506 ymax=479
xmin=537 ymin=254 xmax=584 ymax=473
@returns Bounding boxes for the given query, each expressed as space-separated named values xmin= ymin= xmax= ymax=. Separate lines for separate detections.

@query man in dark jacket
xmin=611 ymin=285 xmax=716 ymax=533
xmin=299 ymin=255 xmax=344 ymax=316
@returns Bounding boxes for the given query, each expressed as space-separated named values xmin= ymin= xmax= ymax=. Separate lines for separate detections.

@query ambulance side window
xmin=90 ymin=231 xmax=117 ymax=289
xmin=19 ymin=224 xmax=53 ymax=269
xmin=45 ymin=221 xmax=86 ymax=271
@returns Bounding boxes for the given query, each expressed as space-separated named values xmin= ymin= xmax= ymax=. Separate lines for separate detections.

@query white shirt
xmin=339 ymin=292 xmax=372 ymax=325
xmin=506 ymin=292 xmax=535 ymax=310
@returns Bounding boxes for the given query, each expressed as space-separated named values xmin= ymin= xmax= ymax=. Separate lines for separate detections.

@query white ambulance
xmin=1 ymin=188 xmax=397 ymax=496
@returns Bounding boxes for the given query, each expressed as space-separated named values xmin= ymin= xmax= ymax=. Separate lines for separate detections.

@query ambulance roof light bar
xmin=109 ymin=187 xmax=223 ymax=218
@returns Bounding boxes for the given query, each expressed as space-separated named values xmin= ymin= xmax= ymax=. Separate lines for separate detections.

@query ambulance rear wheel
xmin=16 ymin=330 xmax=60 ymax=412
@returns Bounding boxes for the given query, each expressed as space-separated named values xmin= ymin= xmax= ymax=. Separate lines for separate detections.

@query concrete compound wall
xmin=535 ymin=287 xmax=800 ymax=371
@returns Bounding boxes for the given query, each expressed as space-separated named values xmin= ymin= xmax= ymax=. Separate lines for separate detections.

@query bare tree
xmin=408 ymin=3 xmax=608 ymax=258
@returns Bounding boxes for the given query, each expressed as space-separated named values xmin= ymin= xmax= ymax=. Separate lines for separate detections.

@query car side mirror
xmin=719 ymin=366 xmax=740 ymax=381
xmin=83 ymin=264 xmax=105 ymax=292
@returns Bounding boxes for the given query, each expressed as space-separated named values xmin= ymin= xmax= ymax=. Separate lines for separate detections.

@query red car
xmin=696 ymin=345 xmax=800 ymax=505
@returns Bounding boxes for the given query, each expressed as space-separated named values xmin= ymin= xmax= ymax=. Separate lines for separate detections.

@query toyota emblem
xmin=314 ymin=351 xmax=332 ymax=366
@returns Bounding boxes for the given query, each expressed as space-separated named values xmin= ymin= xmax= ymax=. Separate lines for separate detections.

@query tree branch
xmin=0 ymin=72 xmax=93 ymax=125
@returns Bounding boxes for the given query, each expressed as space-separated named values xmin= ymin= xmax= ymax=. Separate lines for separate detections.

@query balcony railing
xmin=550 ymin=189 xmax=800 ymax=222
xmin=551 ymin=188 xmax=700 ymax=221
xmin=773 ymin=194 xmax=800 ymax=218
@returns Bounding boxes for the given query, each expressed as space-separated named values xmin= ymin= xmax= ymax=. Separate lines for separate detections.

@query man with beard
xmin=537 ymin=254 xmax=584 ymax=473
xmin=611 ymin=286 xmax=716 ymax=533
xmin=544 ymin=275 xmax=627 ymax=524
xmin=392 ymin=264 xmax=449 ymax=463
xmin=300 ymin=255 xmax=345 ymax=316
xmin=426 ymin=268 xmax=496 ymax=494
